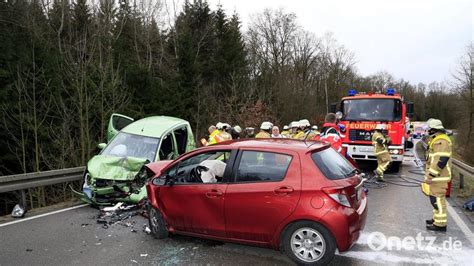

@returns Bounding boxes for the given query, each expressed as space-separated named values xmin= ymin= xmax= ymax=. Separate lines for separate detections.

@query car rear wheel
xmin=282 ymin=221 xmax=336 ymax=265
xmin=148 ymin=206 xmax=168 ymax=239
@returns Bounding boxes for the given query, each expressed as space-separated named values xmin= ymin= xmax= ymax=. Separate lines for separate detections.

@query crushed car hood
xmin=87 ymin=155 xmax=148 ymax=181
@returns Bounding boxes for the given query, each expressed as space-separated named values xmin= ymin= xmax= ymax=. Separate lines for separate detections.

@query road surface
xmin=1 ymin=145 xmax=473 ymax=265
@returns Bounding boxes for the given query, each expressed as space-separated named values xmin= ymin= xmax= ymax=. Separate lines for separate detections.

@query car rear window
xmin=311 ymin=148 xmax=355 ymax=180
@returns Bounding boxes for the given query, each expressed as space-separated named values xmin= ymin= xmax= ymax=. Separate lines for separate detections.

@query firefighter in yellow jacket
xmin=422 ymin=119 xmax=451 ymax=232
xmin=372 ymin=124 xmax=392 ymax=181
xmin=255 ymin=121 xmax=272 ymax=138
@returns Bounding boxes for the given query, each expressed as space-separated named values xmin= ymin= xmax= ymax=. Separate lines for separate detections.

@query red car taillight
xmin=322 ymin=187 xmax=352 ymax=208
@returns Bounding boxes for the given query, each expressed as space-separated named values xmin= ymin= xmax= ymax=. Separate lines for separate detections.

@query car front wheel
xmin=282 ymin=221 xmax=336 ymax=265
xmin=148 ymin=206 xmax=168 ymax=239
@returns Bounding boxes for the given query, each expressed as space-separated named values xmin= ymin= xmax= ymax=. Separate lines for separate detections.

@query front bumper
xmin=72 ymin=179 xmax=147 ymax=205
xmin=343 ymin=144 xmax=404 ymax=162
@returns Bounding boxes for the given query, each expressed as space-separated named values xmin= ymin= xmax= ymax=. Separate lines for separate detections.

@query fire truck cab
xmin=332 ymin=89 xmax=414 ymax=171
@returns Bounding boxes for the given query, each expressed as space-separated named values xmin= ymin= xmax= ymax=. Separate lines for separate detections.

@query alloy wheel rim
xmin=290 ymin=227 xmax=325 ymax=262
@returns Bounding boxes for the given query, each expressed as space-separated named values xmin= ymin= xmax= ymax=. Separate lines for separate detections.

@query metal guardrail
xmin=0 ymin=167 xmax=85 ymax=193
xmin=453 ymin=159 xmax=474 ymax=190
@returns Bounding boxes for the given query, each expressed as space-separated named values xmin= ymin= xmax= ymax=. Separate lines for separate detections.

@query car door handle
xmin=274 ymin=186 xmax=294 ymax=194
xmin=206 ymin=189 xmax=223 ymax=198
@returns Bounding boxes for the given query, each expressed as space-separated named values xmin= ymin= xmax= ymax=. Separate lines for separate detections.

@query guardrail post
xmin=21 ymin=189 xmax=27 ymax=209
xmin=459 ymin=173 xmax=464 ymax=189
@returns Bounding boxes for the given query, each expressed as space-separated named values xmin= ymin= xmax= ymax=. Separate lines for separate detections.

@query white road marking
xmin=447 ymin=203 xmax=474 ymax=246
xmin=0 ymin=204 xmax=88 ymax=227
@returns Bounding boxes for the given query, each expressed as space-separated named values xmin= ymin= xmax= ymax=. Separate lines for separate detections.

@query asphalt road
xmin=1 ymin=144 xmax=473 ymax=265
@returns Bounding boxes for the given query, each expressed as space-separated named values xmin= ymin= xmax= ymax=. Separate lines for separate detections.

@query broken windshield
xmin=102 ymin=132 xmax=160 ymax=162
xmin=342 ymin=99 xmax=402 ymax=122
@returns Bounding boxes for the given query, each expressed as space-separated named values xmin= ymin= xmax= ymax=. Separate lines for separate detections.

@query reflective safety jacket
xmin=372 ymin=131 xmax=391 ymax=162
xmin=220 ymin=131 xmax=232 ymax=141
xmin=294 ymin=129 xmax=316 ymax=140
xmin=255 ymin=131 xmax=271 ymax=138
xmin=425 ymin=133 xmax=452 ymax=184
xmin=208 ymin=129 xmax=225 ymax=145
xmin=316 ymin=123 xmax=342 ymax=152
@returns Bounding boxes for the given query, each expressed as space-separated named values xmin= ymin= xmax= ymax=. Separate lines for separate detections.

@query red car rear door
xmin=224 ymin=149 xmax=301 ymax=243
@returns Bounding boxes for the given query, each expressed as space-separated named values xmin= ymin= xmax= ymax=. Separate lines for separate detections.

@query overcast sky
xmin=204 ymin=0 xmax=472 ymax=85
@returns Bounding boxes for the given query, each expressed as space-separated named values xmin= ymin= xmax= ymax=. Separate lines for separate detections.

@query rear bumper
xmin=321 ymin=195 xmax=368 ymax=252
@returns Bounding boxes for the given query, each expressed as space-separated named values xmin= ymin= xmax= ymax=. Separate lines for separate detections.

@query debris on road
xmin=140 ymin=254 xmax=148 ymax=257
xmin=11 ymin=204 xmax=26 ymax=218
xmin=463 ymin=198 xmax=474 ymax=211
xmin=143 ymin=225 xmax=151 ymax=234
xmin=93 ymin=202 xmax=148 ymax=232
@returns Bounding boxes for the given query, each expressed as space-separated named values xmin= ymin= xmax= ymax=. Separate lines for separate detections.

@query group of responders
xmin=200 ymin=119 xmax=322 ymax=146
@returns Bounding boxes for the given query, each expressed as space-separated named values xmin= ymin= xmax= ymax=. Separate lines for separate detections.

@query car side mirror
xmin=97 ymin=143 xmax=107 ymax=150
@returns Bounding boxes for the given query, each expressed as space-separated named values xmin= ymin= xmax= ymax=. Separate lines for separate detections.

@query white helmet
xmin=216 ymin=122 xmax=224 ymax=130
xmin=260 ymin=121 xmax=273 ymax=130
xmin=290 ymin=121 xmax=300 ymax=128
xmin=428 ymin=119 xmax=444 ymax=130
xmin=283 ymin=125 xmax=289 ymax=130
xmin=375 ymin=124 xmax=386 ymax=130
xmin=312 ymin=125 xmax=318 ymax=130
xmin=233 ymin=125 xmax=242 ymax=133
xmin=299 ymin=119 xmax=310 ymax=127
xmin=222 ymin=123 xmax=231 ymax=129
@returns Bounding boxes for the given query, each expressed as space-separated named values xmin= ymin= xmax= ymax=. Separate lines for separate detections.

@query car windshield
xmin=311 ymin=148 xmax=356 ymax=180
xmin=102 ymin=132 xmax=160 ymax=162
xmin=342 ymin=99 xmax=402 ymax=122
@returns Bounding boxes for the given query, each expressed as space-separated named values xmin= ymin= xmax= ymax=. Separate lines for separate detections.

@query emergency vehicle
xmin=331 ymin=89 xmax=414 ymax=171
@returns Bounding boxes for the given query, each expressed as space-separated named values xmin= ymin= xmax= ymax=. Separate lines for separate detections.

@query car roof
xmin=121 ymin=116 xmax=188 ymax=138
xmin=211 ymin=138 xmax=329 ymax=153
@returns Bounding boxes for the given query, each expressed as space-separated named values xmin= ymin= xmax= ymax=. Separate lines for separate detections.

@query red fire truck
xmin=332 ymin=89 xmax=414 ymax=171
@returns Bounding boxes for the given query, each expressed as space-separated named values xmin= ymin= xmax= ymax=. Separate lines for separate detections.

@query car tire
xmin=148 ymin=206 xmax=168 ymax=239
xmin=281 ymin=221 xmax=336 ymax=265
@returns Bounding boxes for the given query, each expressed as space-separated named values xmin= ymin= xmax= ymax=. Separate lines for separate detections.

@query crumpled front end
xmin=72 ymin=155 xmax=150 ymax=205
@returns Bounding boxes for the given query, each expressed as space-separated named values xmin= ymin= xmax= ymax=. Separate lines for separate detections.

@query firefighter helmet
xmin=260 ymin=121 xmax=273 ymax=130
xmin=427 ymin=119 xmax=444 ymax=130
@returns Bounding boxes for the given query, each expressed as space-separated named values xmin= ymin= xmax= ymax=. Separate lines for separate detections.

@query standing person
xmin=245 ymin=127 xmax=255 ymax=138
xmin=201 ymin=125 xmax=224 ymax=146
xmin=231 ymin=125 xmax=242 ymax=139
xmin=422 ymin=119 xmax=452 ymax=232
xmin=318 ymin=113 xmax=343 ymax=153
xmin=255 ymin=122 xmax=272 ymax=138
xmin=271 ymin=126 xmax=283 ymax=138
xmin=289 ymin=121 xmax=299 ymax=138
xmin=372 ymin=124 xmax=391 ymax=181
xmin=294 ymin=119 xmax=317 ymax=140
xmin=281 ymin=125 xmax=290 ymax=138
xmin=217 ymin=122 xmax=232 ymax=141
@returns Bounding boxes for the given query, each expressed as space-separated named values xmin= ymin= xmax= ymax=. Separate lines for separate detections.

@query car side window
xmin=173 ymin=127 xmax=188 ymax=155
xmin=164 ymin=150 xmax=231 ymax=184
xmin=235 ymin=151 xmax=292 ymax=182
xmin=159 ymin=133 xmax=175 ymax=160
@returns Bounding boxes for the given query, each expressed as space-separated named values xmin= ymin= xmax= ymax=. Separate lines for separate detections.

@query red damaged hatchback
xmin=145 ymin=139 xmax=367 ymax=265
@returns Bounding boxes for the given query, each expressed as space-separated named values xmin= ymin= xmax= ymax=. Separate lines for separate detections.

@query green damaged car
xmin=73 ymin=114 xmax=195 ymax=205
